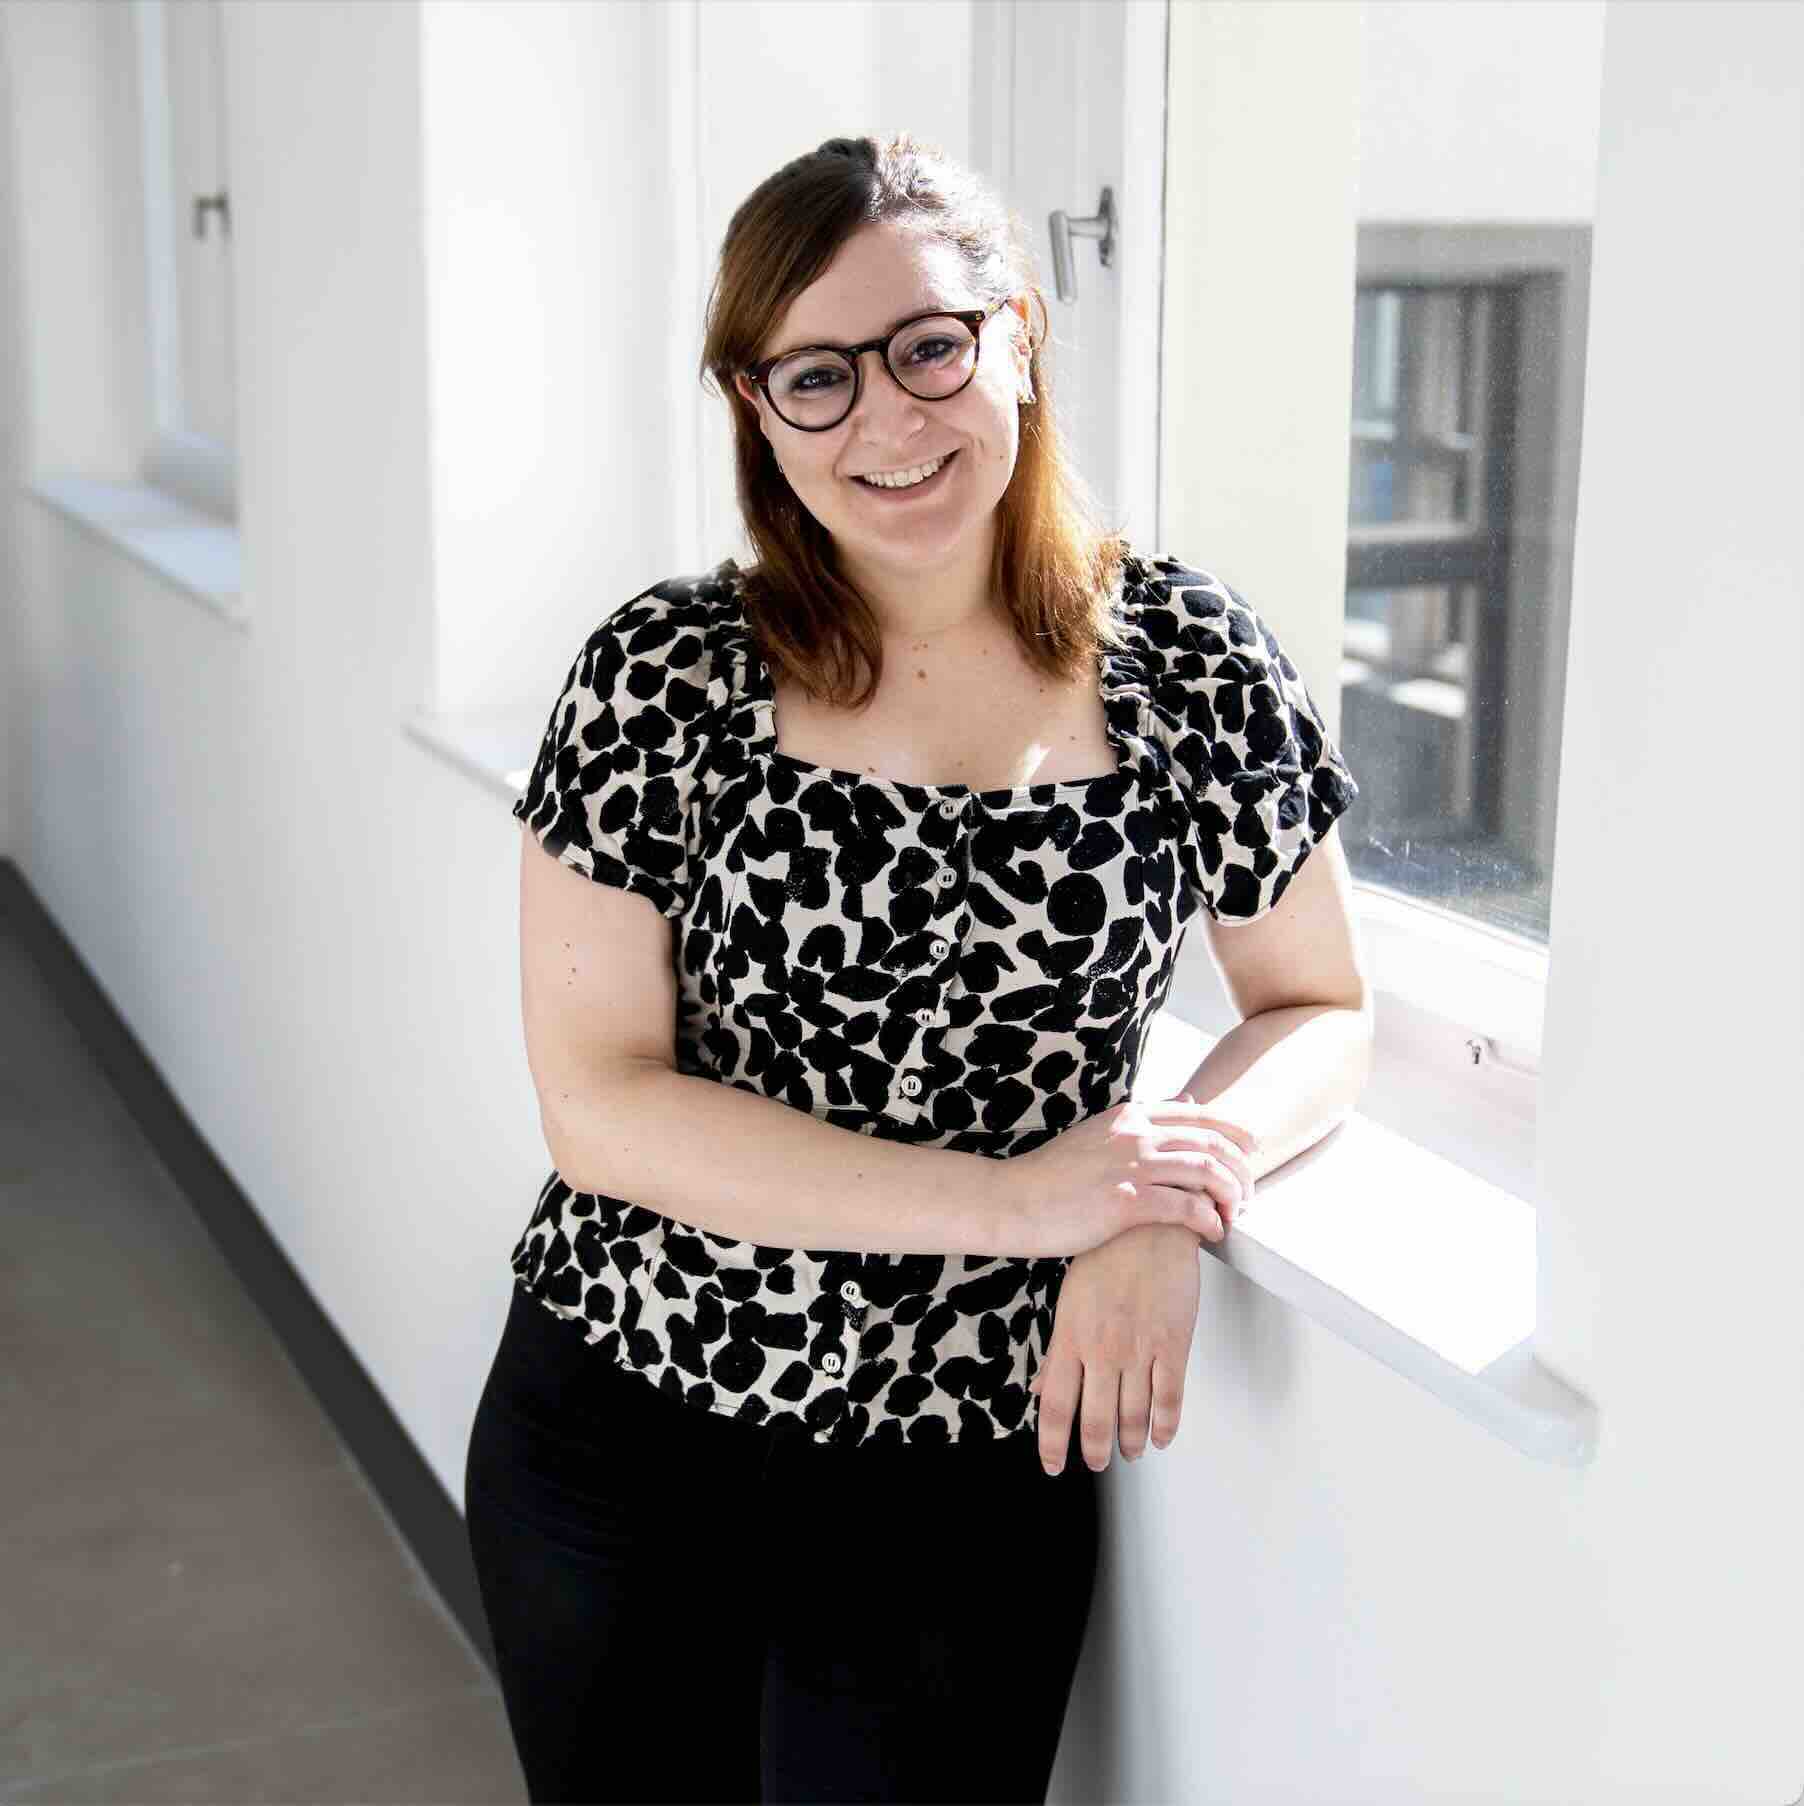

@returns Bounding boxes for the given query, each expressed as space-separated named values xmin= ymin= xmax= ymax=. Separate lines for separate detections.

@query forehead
xmin=767 ymin=225 xmax=976 ymax=354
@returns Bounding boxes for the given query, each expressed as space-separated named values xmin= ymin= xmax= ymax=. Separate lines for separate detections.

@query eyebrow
xmin=767 ymin=301 xmax=964 ymax=363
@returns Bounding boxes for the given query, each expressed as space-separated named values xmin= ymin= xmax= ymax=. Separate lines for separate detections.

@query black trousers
xmin=464 ymin=1280 xmax=1100 ymax=1805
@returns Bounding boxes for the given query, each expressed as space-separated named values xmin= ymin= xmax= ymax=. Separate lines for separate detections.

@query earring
xmin=1015 ymin=334 xmax=1035 ymax=403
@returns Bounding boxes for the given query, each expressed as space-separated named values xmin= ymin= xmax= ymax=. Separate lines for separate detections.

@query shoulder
xmin=561 ymin=562 xmax=740 ymax=735
xmin=1128 ymin=549 xmax=1350 ymax=789
xmin=1122 ymin=551 xmax=1286 ymax=682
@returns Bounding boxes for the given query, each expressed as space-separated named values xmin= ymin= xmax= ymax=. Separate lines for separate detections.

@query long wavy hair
xmin=698 ymin=132 xmax=1133 ymax=710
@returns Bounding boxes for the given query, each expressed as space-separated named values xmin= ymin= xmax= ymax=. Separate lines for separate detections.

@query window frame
xmin=132 ymin=0 xmax=237 ymax=524
xmin=1341 ymin=223 xmax=1592 ymax=1146
xmin=1170 ymin=223 xmax=1590 ymax=1201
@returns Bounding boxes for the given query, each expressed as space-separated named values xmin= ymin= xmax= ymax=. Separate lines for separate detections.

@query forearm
xmin=1178 ymin=1003 xmax=1374 ymax=1182
xmin=541 ymin=1066 xmax=1010 ymax=1258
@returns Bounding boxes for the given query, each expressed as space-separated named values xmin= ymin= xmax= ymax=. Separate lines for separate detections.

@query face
xmin=733 ymin=222 xmax=1033 ymax=602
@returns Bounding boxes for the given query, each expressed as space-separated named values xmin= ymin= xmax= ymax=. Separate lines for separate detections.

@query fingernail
xmin=1043 ymin=1462 xmax=1061 ymax=1477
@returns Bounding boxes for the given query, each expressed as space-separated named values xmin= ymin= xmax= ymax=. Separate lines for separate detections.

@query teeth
xmin=859 ymin=454 xmax=950 ymax=490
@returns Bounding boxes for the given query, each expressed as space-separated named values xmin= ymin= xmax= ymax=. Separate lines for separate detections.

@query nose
xmin=845 ymin=347 xmax=930 ymax=432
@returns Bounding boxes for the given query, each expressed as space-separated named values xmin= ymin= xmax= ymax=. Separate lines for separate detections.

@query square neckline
xmin=729 ymin=562 xmax=1135 ymax=808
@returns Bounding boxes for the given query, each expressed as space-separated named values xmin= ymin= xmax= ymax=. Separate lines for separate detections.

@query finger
xmin=1166 ymin=1145 xmax=1249 ymax=1225
xmin=1153 ymin=1152 xmax=1232 ymax=1239
xmin=1117 ymin=1360 xmax=1153 ymax=1462
xmin=1207 ymin=1138 xmax=1257 ymax=1212
xmin=1167 ymin=1101 xmax=1260 ymax=1157
xmin=1034 ymin=1349 xmax=1083 ymax=1476
xmin=1078 ymin=1361 xmax=1120 ymax=1473
xmin=1148 ymin=1350 xmax=1186 ymax=1451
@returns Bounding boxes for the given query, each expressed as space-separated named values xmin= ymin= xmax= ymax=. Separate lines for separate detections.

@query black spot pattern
xmin=508 ymin=550 xmax=1358 ymax=1449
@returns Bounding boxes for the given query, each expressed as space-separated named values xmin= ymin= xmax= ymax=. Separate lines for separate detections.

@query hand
xmin=1025 ymin=1095 xmax=1258 ymax=1474
xmin=1003 ymin=1099 xmax=1260 ymax=1257
xmin=1029 ymin=1221 xmax=1203 ymax=1475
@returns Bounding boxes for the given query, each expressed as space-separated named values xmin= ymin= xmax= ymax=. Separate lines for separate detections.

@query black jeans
xmin=464 ymin=1280 xmax=1100 ymax=1805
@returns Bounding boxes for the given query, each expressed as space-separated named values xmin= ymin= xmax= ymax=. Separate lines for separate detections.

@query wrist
xmin=972 ymin=1150 xmax=1028 ymax=1260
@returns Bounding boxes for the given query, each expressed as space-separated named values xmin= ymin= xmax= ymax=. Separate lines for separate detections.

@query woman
xmin=465 ymin=132 xmax=1366 ymax=1805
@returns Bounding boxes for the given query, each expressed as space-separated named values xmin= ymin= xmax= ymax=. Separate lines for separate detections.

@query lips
xmin=851 ymin=448 xmax=961 ymax=494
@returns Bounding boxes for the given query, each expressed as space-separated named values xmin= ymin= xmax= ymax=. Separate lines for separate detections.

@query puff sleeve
xmin=1141 ymin=558 xmax=1360 ymax=925
xmin=510 ymin=587 xmax=717 ymax=921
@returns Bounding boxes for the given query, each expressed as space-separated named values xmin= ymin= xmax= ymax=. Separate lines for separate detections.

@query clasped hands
xmin=1028 ymin=1098 xmax=1257 ymax=1479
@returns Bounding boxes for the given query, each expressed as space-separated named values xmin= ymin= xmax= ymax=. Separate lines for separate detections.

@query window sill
xmin=416 ymin=705 xmax=1595 ymax=1465
xmin=1354 ymin=880 xmax=1547 ymax=1074
xmin=401 ymin=703 xmax=544 ymax=804
xmin=1136 ymin=1009 xmax=1596 ymax=1467
xmin=23 ymin=474 xmax=245 ymax=627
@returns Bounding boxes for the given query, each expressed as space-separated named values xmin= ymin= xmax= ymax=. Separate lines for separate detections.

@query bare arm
xmin=544 ymin=1062 xmax=1013 ymax=1258
xmin=520 ymin=825 xmax=1011 ymax=1258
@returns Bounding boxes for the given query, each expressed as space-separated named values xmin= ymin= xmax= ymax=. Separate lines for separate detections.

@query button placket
xmin=838 ymin=1277 xmax=870 ymax=1333
xmin=885 ymin=796 xmax=970 ymax=1119
xmin=917 ymin=795 xmax=969 ymax=1036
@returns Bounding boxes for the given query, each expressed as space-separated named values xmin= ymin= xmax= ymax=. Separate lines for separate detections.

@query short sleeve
xmin=1141 ymin=558 xmax=1360 ymax=925
xmin=510 ymin=588 xmax=717 ymax=921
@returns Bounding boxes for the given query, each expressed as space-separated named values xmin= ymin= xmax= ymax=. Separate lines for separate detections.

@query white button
xmin=840 ymin=1280 xmax=865 ymax=1304
xmin=858 ymin=1121 xmax=877 ymax=1135
xmin=939 ymin=798 xmax=960 ymax=819
xmin=935 ymin=869 xmax=956 ymax=888
xmin=930 ymin=938 xmax=950 ymax=959
xmin=914 ymin=1007 xmax=932 ymax=1025
xmin=899 ymin=1074 xmax=922 ymax=1096
xmin=821 ymin=1350 xmax=842 ymax=1374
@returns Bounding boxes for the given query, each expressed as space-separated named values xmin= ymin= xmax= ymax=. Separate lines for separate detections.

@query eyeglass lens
xmin=766 ymin=315 xmax=978 ymax=429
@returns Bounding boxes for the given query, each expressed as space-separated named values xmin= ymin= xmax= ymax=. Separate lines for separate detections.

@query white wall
xmin=1357 ymin=0 xmax=1607 ymax=222
xmin=421 ymin=0 xmax=677 ymax=711
xmin=0 ymin=2 xmax=1797 ymax=1801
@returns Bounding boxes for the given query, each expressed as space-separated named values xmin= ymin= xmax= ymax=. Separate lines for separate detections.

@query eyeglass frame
xmin=739 ymin=297 xmax=1019 ymax=433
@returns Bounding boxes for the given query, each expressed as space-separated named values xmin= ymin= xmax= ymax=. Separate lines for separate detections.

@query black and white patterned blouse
xmin=508 ymin=548 xmax=1358 ymax=1450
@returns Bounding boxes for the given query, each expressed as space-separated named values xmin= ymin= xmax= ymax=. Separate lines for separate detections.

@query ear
xmin=733 ymin=372 xmax=775 ymax=445
xmin=1006 ymin=294 xmax=1035 ymax=365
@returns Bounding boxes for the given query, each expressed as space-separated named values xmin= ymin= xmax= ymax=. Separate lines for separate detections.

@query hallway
xmin=0 ymin=897 xmax=523 ymax=1803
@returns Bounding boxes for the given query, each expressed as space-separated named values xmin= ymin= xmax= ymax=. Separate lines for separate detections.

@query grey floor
xmin=0 ymin=916 xmax=526 ymax=1803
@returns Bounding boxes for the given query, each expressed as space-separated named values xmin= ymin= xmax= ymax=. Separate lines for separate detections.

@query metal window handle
xmin=1466 ymin=1035 xmax=1540 ymax=1079
xmin=192 ymin=190 xmax=231 ymax=242
xmin=1048 ymin=186 xmax=1116 ymax=303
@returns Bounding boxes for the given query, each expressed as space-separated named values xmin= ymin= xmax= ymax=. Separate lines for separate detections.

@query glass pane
xmin=1337 ymin=1 xmax=1604 ymax=947
xmin=891 ymin=316 xmax=976 ymax=395
xmin=1351 ymin=289 xmax=1479 ymax=529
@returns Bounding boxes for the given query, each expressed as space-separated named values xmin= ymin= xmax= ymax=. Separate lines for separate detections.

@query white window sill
xmin=1136 ymin=1010 xmax=1594 ymax=1467
xmin=402 ymin=703 xmax=545 ymax=803
xmin=23 ymin=474 xmax=245 ymax=627
xmin=1353 ymin=881 xmax=1547 ymax=1074
xmin=414 ymin=705 xmax=1597 ymax=1468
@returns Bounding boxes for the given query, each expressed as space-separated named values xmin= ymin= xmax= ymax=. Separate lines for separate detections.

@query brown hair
xmin=698 ymin=131 xmax=1132 ymax=710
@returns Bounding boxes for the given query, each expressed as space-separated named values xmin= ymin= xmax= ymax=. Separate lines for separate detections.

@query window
xmin=1337 ymin=235 xmax=1590 ymax=950
xmin=133 ymin=0 xmax=237 ymax=520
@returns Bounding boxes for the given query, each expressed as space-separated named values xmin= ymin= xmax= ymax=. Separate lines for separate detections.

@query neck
xmin=836 ymin=524 xmax=1000 ymax=643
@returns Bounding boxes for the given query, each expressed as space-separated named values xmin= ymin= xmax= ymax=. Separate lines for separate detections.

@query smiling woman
xmin=473 ymin=129 xmax=1365 ymax=1806
xmin=708 ymin=134 xmax=1132 ymax=713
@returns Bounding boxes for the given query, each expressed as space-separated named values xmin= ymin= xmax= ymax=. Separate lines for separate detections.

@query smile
xmin=852 ymin=449 xmax=960 ymax=497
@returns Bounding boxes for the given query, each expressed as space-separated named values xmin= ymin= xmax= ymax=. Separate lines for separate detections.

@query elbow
xmin=536 ymin=1058 xmax=671 ymax=1196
